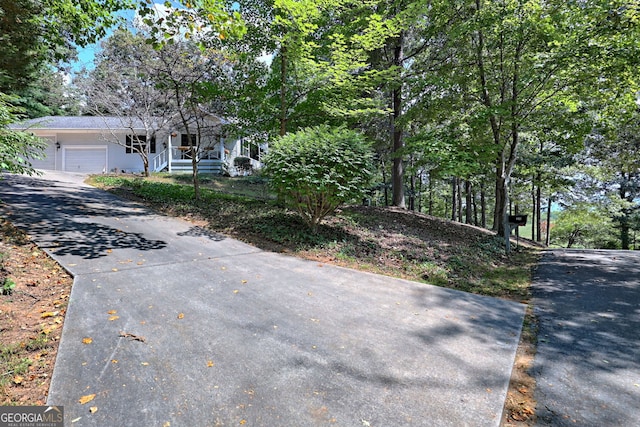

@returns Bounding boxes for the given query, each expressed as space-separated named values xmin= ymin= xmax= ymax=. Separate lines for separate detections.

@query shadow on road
xmin=532 ymin=249 xmax=640 ymax=427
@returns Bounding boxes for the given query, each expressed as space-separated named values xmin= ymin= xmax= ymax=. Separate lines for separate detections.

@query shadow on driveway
xmin=1 ymin=174 xmax=167 ymax=260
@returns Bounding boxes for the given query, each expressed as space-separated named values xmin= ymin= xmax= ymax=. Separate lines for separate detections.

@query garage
xmin=63 ymin=146 xmax=108 ymax=173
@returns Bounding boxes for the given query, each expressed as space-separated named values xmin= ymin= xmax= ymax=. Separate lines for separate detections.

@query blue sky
xmin=70 ymin=8 xmax=138 ymax=73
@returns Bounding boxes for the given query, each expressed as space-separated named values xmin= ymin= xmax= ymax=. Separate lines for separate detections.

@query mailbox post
xmin=507 ymin=214 xmax=528 ymax=251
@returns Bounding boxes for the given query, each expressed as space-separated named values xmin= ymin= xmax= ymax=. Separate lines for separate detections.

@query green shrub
xmin=263 ymin=125 xmax=374 ymax=232
xmin=233 ymin=156 xmax=253 ymax=173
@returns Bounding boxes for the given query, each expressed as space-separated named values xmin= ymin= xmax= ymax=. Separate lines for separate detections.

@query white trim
xmin=62 ymin=145 xmax=108 ymax=173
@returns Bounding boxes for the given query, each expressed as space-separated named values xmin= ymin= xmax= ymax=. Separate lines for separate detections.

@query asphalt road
xmin=532 ymin=249 xmax=640 ymax=427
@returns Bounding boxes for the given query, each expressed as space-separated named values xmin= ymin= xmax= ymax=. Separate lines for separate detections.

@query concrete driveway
xmin=1 ymin=172 xmax=525 ymax=427
xmin=532 ymin=250 xmax=640 ymax=426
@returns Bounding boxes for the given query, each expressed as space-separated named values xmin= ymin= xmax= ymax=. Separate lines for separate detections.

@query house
xmin=10 ymin=116 xmax=263 ymax=175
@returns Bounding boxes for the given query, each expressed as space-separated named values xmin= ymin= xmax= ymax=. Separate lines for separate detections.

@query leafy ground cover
xmin=0 ymin=219 xmax=73 ymax=405
xmin=1 ymin=173 xmax=539 ymax=425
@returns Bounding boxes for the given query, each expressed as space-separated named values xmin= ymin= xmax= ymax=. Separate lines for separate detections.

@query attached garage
xmin=63 ymin=146 xmax=108 ymax=173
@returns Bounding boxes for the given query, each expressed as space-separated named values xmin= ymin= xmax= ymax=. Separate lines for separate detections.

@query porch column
xmin=219 ymin=135 xmax=225 ymax=162
xmin=168 ymin=133 xmax=173 ymax=173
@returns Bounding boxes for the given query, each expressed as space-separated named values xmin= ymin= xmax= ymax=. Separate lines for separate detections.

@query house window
xmin=180 ymin=134 xmax=197 ymax=147
xmin=126 ymin=135 xmax=156 ymax=154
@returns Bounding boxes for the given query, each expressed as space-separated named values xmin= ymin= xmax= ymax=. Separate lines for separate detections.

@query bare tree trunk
xmin=545 ymin=196 xmax=552 ymax=246
xmin=480 ymin=182 xmax=487 ymax=228
xmin=536 ymin=178 xmax=542 ymax=242
xmin=457 ymin=178 xmax=463 ymax=223
xmin=417 ymin=169 xmax=423 ymax=213
xmin=473 ymin=188 xmax=479 ymax=226
xmin=391 ymin=32 xmax=405 ymax=208
xmin=428 ymin=170 xmax=434 ymax=216
xmin=531 ymin=178 xmax=536 ymax=240
xmin=451 ymin=177 xmax=457 ymax=221
xmin=465 ymin=180 xmax=472 ymax=224
xmin=409 ymin=155 xmax=415 ymax=211
xmin=279 ymin=44 xmax=287 ymax=137
xmin=381 ymin=159 xmax=389 ymax=206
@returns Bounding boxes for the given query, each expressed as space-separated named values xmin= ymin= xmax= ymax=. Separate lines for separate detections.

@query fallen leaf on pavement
xmin=89 ymin=407 xmax=98 ymax=414
xmin=78 ymin=394 xmax=96 ymax=404
xmin=119 ymin=332 xmax=146 ymax=342
xmin=177 ymin=313 xmax=184 ymax=319
xmin=82 ymin=337 xmax=93 ymax=344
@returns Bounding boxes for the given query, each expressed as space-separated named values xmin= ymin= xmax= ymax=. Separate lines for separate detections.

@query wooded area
xmin=1 ymin=0 xmax=639 ymax=249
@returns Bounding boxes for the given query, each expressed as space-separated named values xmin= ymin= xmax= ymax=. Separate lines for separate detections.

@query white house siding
xmin=28 ymin=136 xmax=57 ymax=170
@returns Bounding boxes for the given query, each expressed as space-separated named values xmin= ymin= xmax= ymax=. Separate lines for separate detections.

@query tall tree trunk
xmin=391 ymin=32 xmax=405 ymax=208
xmin=531 ymin=178 xmax=536 ymax=240
xmin=473 ymin=188 xmax=479 ymax=226
xmin=451 ymin=177 xmax=457 ymax=221
xmin=457 ymin=178 xmax=463 ymax=223
xmin=480 ymin=182 xmax=487 ymax=228
xmin=428 ymin=170 xmax=434 ymax=215
xmin=619 ymin=175 xmax=631 ymax=249
xmin=545 ymin=196 xmax=552 ymax=246
xmin=536 ymin=178 xmax=542 ymax=242
xmin=279 ymin=44 xmax=288 ymax=137
xmin=465 ymin=180 xmax=472 ymax=224
xmin=473 ymin=0 xmax=524 ymax=239
xmin=418 ymin=170 xmax=423 ymax=213
xmin=409 ymin=155 xmax=415 ymax=211
xmin=381 ymin=159 xmax=389 ymax=206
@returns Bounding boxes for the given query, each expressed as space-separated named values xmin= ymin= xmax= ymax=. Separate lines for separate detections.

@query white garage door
xmin=28 ymin=137 xmax=56 ymax=170
xmin=63 ymin=147 xmax=107 ymax=173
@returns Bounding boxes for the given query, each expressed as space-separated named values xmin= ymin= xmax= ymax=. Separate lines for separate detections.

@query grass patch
xmin=0 ymin=333 xmax=50 ymax=389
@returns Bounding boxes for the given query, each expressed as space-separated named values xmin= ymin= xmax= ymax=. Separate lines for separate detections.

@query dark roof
xmin=9 ymin=116 xmax=151 ymax=131
xmin=10 ymin=114 xmax=227 ymax=131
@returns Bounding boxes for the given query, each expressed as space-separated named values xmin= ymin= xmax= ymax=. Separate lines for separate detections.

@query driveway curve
xmin=1 ymin=172 xmax=525 ymax=427
xmin=532 ymin=249 xmax=640 ymax=426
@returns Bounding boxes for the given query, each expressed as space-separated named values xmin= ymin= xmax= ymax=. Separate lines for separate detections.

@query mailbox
xmin=508 ymin=215 xmax=528 ymax=226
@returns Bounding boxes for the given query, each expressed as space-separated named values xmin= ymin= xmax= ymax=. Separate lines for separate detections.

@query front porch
xmin=151 ymin=145 xmax=261 ymax=175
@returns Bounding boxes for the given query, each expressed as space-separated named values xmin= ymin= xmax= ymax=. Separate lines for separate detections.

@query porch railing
xmin=152 ymin=149 xmax=169 ymax=172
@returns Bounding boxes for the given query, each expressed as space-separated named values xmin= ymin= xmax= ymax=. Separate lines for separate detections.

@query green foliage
xmin=263 ymin=125 xmax=374 ymax=231
xmin=138 ymin=0 xmax=246 ymax=50
xmin=551 ymin=205 xmax=617 ymax=249
xmin=233 ymin=156 xmax=253 ymax=173
xmin=0 ymin=94 xmax=46 ymax=175
xmin=0 ymin=0 xmax=132 ymax=94
xmin=2 ymin=278 xmax=16 ymax=296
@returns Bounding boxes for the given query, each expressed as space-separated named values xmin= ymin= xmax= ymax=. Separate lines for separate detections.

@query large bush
xmin=263 ymin=125 xmax=374 ymax=232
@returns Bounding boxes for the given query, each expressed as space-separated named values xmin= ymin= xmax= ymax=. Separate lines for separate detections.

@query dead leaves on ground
xmin=78 ymin=393 xmax=96 ymax=404
xmin=118 ymin=332 xmax=146 ymax=342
